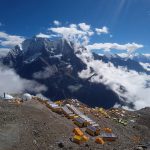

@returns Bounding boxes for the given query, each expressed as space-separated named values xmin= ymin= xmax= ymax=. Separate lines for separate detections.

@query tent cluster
xmin=72 ymin=128 xmax=89 ymax=144
xmin=108 ymin=108 xmax=136 ymax=126
xmin=0 ymin=95 xmax=123 ymax=145
xmin=36 ymin=98 xmax=118 ymax=145
xmin=0 ymin=93 xmax=33 ymax=101
xmin=97 ymin=107 xmax=110 ymax=118
xmin=0 ymin=93 xmax=33 ymax=106
xmin=88 ymin=107 xmax=137 ymax=127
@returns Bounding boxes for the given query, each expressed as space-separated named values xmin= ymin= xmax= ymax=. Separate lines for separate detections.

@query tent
xmin=22 ymin=93 xmax=32 ymax=101
xmin=46 ymin=101 xmax=62 ymax=113
xmin=66 ymin=104 xmax=83 ymax=116
xmin=1 ymin=93 xmax=14 ymax=100
xmin=100 ymin=133 xmax=117 ymax=141
xmin=74 ymin=117 xmax=87 ymax=128
xmin=73 ymin=135 xmax=89 ymax=144
xmin=86 ymin=125 xmax=100 ymax=136
xmin=103 ymin=128 xmax=112 ymax=133
xmin=62 ymin=106 xmax=75 ymax=119
xmin=73 ymin=128 xmax=84 ymax=136
xmin=80 ymin=114 xmax=96 ymax=126
xmin=95 ymin=137 xmax=105 ymax=144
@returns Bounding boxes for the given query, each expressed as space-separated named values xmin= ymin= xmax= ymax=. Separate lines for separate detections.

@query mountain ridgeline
xmin=2 ymin=37 xmax=149 ymax=108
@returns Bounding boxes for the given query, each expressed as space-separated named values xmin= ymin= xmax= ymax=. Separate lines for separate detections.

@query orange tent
xmin=103 ymin=128 xmax=112 ymax=133
xmin=73 ymin=128 xmax=84 ymax=136
xmin=95 ymin=137 xmax=105 ymax=145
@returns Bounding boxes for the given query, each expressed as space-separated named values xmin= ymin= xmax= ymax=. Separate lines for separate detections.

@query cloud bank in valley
xmin=75 ymin=47 xmax=150 ymax=110
xmin=0 ymin=65 xmax=47 ymax=96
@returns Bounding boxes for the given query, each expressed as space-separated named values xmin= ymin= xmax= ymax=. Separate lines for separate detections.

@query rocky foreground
xmin=0 ymin=98 xmax=150 ymax=150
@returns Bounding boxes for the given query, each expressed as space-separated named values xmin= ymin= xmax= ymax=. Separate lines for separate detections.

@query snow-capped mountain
xmin=130 ymin=53 xmax=150 ymax=63
xmin=1 ymin=37 xmax=150 ymax=109
xmin=118 ymin=53 xmax=150 ymax=72
xmin=119 ymin=53 xmax=150 ymax=63
xmin=131 ymin=53 xmax=150 ymax=72
xmin=140 ymin=62 xmax=150 ymax=71
xmin=97 ymin=52 xmax=149 ymax=74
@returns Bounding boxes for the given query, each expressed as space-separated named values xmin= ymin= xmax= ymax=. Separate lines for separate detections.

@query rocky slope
xmin=0 ymin=98 xmax=149 ymax=150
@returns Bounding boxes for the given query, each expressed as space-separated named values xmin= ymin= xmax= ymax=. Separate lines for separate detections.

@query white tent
xmin=3 ymin=94 xmax=14 ymax=100
xmin=22 ymin=93 xmax=32 ymax=101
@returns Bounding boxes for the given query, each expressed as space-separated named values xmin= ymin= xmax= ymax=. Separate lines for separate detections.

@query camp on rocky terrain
xmin=0 ymin=95 xmax=149 ymax=150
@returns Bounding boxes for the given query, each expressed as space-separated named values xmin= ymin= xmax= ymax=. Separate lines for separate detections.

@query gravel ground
xmin=0 ymin=99 xmax=149 ymax=150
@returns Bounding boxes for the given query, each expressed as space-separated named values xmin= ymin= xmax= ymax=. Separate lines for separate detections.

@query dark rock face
xmin=3 ymin=37 xmax=141 ymax=108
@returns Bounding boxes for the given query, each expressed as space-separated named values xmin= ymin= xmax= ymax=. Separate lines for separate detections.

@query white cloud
xmin=49 ymin=26 xmax=85 ymax=37
xmin=36 ymin=33 xmax=59 ymax=39
xmin=144 ymin=54 xmax=150 ymax=57
xmin=118 ymin=53 xmax=150 ymax=59
xmin=88 ymin=31 xmax=94 ymax=36
xmin=36 ymin=33 xmax=51 ymax=38
xmin=49 ymin=21 xmax=143 ymax=54
xmin=53 ymin=20 xmax=61 ymax=26
xmin=0 ymin=65 xmax=47 ymax=95
xmin=0 ymin=32 xmax=25 ymax=47
xmin=75 ymin=46 xmax=150 ymax=110
xmin=0 ymin=48 xmax=10 ymax=57
xmin=49 ymin=23 xmax=94 ymax=46
xmin=87 ymin=42 xmax=143 ymax=53
xmin=69 ymin=24 xmax=77 ymax=28
xmin=117 ymin=53 xmax=128 ymax=58
xmin=78 ymin=23 xmax=90 ymax=31
xmin=95 ymin=26 xmax=109 ymax=34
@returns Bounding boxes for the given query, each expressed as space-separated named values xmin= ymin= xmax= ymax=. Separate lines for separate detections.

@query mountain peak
xmin=123 ymin=53 xmax=150 ymax=63
xmin=104 ymin=52 xmax=120 ymax=59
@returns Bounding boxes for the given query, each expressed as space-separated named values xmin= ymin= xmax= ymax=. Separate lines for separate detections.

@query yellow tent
xmin=73 ymin=135 xmax=89 ymax=144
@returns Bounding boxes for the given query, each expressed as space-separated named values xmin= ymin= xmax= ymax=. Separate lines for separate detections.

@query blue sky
xmin=0 ymin=0 xmax=150 ymax=54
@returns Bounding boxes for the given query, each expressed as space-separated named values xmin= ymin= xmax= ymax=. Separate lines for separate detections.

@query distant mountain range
xmin=118 ymin=53 xmax=150 ymax=63
xmin=114 ymin=53 xmax=150 ymax=72
xmin=130 ymin=53 xmax=150 ymax=64
xmin=96 ymin=53 xmax=150 ymax=74
xmin=1 ymin=37 xmax=150 ymax=109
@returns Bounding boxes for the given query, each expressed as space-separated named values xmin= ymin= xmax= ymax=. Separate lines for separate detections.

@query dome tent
xmin=4 ymin=94 xmax=14 ymax=100
xmin=22 ymin=93 xmax=32 ymax=101
xmin=0 ymin=93 xmax=14 ymax=100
